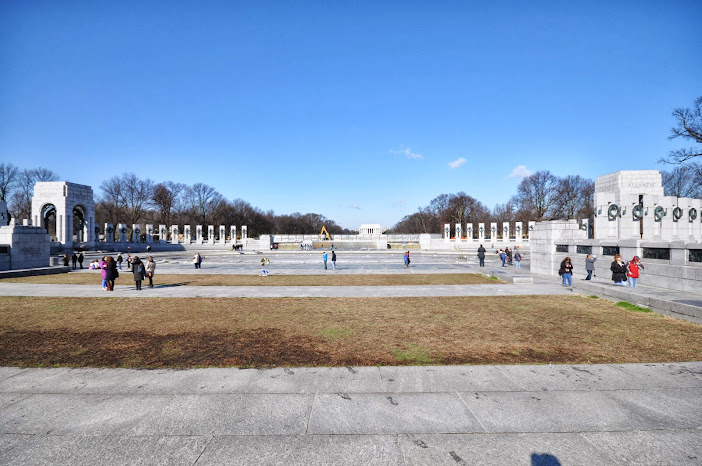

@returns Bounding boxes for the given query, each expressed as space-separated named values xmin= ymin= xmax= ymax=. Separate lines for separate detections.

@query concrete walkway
xmin=1 ymin=363 xmax=701 ymax=465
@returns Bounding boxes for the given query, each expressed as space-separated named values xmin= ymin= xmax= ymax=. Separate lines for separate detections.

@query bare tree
xmin=662 ymin=96 xmax=702 ymax=163
xmin=185 ymin=183 xmax=224 ymax=224
xmin=98 ymin=173 xmax=154 ymax=233
xmin=513 ymin=170 xmax=559 ymax=220
xmin=152 ymin=181 xmax=187 ymax=225
xmin=661 ymin=163 xmax=702 ymax=198
xmin=0 ymin=163 xmax=19 ymax=202
xmin=552 ymin=175 xmax=595 ymax=220
xmin=8 ymin=168 xmax=60 ymax=220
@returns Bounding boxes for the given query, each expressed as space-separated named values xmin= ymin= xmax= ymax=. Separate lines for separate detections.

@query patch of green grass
xmin=319 ymin=327 xmax=354 ymax=341
xmin=490 ymin=275 xmax=500 ymax=280
xmin=392 ymin=343 xmax=435 ymax=365
xmin=589 ymin=295 xmax=599 ymax=299
xmin=616 ymin=301 xmax=652 ymax=313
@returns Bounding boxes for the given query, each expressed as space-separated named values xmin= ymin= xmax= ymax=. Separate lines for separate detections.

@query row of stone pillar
xmin=99 ymin=224 xmax=248 ymax=244
xmin=443 ymin=222 xmax=538 ymax=242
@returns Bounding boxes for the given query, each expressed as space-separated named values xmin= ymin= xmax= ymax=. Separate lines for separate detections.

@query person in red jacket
xmin=627 ymin=256 xmax=644 ymax=288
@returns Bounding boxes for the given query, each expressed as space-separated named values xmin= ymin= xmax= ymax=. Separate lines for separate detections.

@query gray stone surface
xmin=582 ymin=429 xmax=702 ymax=465
xmin=245 ymin=366 xmax=387 ymax=394
xmin=0 ymin=434 xmax=210 ymax=466
xmin=308 ymin=393 xmax=484 ymax=435
xmin=198 ymin=435 xmax=404 ymax=465
xmin=398 ymin=433 xmax=616 ymax=465
xmin=378 ymin=366 xmax=522 ymax=392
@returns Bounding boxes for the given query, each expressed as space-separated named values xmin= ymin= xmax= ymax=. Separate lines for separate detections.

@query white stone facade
xmin=359 ymin=224 xmax=385 ymax=235
xmin=0 ymin=224 xmax=51 ymax=270
xmin=31 ymin=182 xmax=96 ymax=249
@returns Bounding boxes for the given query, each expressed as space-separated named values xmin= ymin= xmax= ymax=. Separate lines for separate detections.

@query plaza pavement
xmin=1 ymin=251 xmax=701 ymax=465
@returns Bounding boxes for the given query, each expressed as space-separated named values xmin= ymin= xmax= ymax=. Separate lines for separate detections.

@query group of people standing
xmin=559 ymin=254 xmax=644 ymax=288
xmin=98 ymin=255 xmax=156 ymax=290
xmin=322 ymin=250 xmax=337 ymax=270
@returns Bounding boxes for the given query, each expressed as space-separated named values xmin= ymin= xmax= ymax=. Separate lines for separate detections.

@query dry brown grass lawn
xmin=1 ymin=295 xmax=700 ymax=368
xmin=0 ymin=273 xmax=500 ymax=286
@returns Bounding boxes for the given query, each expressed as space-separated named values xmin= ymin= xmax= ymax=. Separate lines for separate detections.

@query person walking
xmin=131 ymin=256 xmax=145 ymax=290
xmin=626 ymin=256 xmax=644 ymax=288
xmin=145 ymin=256 xmax=156 ymax=288
xmin=559 ymin=256 xmax=574 ymax=287
xmin=610 ymin=254 xmax=628 ymax=286
xmin=99 ymin=256 xmax=108 ymax=290
xmin=193 ymin=252 xmax=202 ymax=269
xmin=585 ymin=254 xmax=597 ymax=280
xmin=403 ymin=251 xmax=409 ymax=268
xmin=63 ymin=253 xmax=69 ymax=267
xmin=506 ymin=247 xmax=512 ymax=266
xmin=514 ymin=250 xmax=522 ymax=268
xmin=331 ymin=250 xmax=337 ymax=270
xmin=71 ymin=252 xmax=77 ymax=269
xmin=477 ymin=244 xmax=486 ymax=267
xmin=116 ymin=253 xmax=123 ymax=270
xmin=322 ymin=251 xmax=328 ymax=270
xmin=499 ymin=249 xmax=507 ymax=267
xmin=78 ymin=252 xmax=84 ymax=269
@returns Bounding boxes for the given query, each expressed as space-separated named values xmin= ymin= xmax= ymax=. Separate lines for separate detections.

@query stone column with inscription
xmin=132 ymin=224 xmax=141 ymax=243
xmin=502 ymin=223 xmax=510 ymax=242
xmin=208 ymin=225 xmax=215 ymax=244
xmin=117 ymin=224 xmax=127 ymax=242
xmin=104 ymin=223 xmax=114 ymax=244
xmin=444 ymin=224 xmax=450 ymax=242
xmin=219 ymin=226 xmax=226 ymax=244
xmin=478 ymin=223 xmax=485 ymax=242
xmin=230 ymin=226 xmax=236 ymax=244
xmin=196 ymin=225 xmax=203 ymax=244
xmin=159 ymin=225 xmax=167 ymax=244
xmin=466 ymin=224 xmax=474 ymax=242
xmin=514 ymin=222 xmax=523 ymax=243
xmin=490 ymin=222 xmax=497 ymax=241
xmin=184 ymin=225 xmax=192 ymax=244
xmin=455 ymin=224 xmax=462 ymax=245
xmin=145 ymin=224 xmax=154 ymax=243
xmin=171 ymin=225 xmax=179 ymax=244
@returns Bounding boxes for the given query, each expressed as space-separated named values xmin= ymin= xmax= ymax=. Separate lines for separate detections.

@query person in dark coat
xmin=105 ymin=256 xmax=118 ymax=291
xmin=71 ymin=253 xmax=77 ymax=269
xmin=131 ymin=256 xmax=145 ymax=290
xmin=78 ymin=252 xmax=84 ymax=269
xmin=63 ymin=253 xmax=69 ymax=266
xmin=559 ymin=257 xmax=574 ymax=286
xmin=477 ymin=244 xmax=486 ymax=267
xmin=610 ymin=254 xmax=628 ymax=286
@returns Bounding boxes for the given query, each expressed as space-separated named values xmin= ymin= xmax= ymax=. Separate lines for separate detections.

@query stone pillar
xmin=490 ymin=222 xmax=497 ymax=241
xmin=196 ymin=225 xmax=203 ymax=244
xmin=133 ymin=224 xmax=141 ymax=243
xmin=104 ymin=223 xmax=114 ymax=244
xmin=118 ymin=223 xmax=127 ymax=242
xmin=444 ymin=224 xmax=450 ymax=241
xmin=159 ymin=225 xmax=167 ymax=244
xmin=528 ymin=221 xmax=536 ymax=238
xmin=184 ymin=225 xmax=192 ymax=244
xmin=502 ymin=222 xmax=510 ymax=242
xmin=171 ymin=225 xmax=179 ymax=244
xmin=242 ymin=225 xmax=247 ymax=247
xmin=466 ymin=224 xmax=474 ymax=242
xmin=478 ymin=223 xmax=485 ymax=242
xmin=208 ymin=225 xmax=215 ymax=244
xmin=514 ymin=222 xmax=523 ymax=243
xmin=230 ymin=226 xmax=236 ymax=243
xmin=219 ymin=226 xmax=226 ymax=244
xmin=455 ymin=224 xmax=462 ymax=244
xmin=145 ymin=224 xmax=154 ymax=243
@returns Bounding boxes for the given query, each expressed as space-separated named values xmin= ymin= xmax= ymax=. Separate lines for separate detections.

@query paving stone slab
xmin=399 ymin=432 xmax=616 ymax=465
xmin=582 ymin=429 xmax=702 ymax=465
xmin=0 ymin=394 xmax=31 ymax=410
xmin=0 ymin=434 xmax=30 ymax=455
xmin=244 ymin=367 xmax=386 ymax=394
xmin=605 ymin=388 xmax=702 ymax=429
xmin=128 ymin=393 xmax=312 ymax=436
xmin=459 ymin=390 xmax=672 ymax=433
xmin=307 ymin=392 xmax=484 ymax=435
xmin=610 ymin=362 xmax=702 ymax=389
xmin=197 ymin=434 xmax=404 ymax=465
xmin=1 ymin=393 xmax=313 ymax=436
xmin=378 ymin=366 xmax=522 ymax=392
xmin=496 ymin=364 xmax=655 ymax=391
xmin=0 ymin=368 xmax=26 ymax=383
xmin=0 ymin=368 xmax=78 ymax=393
xmin=0 ymin=434 xmax=210 ymax=466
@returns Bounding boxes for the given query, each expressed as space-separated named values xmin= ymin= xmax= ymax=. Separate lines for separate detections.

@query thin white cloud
xmin=448 ymin=157 xmax=467 ymax=169
xmin=393 ymin=199 xmax=407 ymax=208
xmin=508 ymin=165 xmax=533 ymax=179
xmin=390 ymin=145 xmax=423 ymax=160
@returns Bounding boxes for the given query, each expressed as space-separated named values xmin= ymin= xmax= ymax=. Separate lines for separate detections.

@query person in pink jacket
xmin=99 ymin=256 xmax=108 ymax=290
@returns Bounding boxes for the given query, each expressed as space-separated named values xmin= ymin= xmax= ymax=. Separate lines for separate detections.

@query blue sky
xmin=1 ymin=1 xmax=700 ymax=229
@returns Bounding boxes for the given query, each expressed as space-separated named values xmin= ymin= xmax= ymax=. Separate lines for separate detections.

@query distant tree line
xmin=0 ymin=165 xmax=352 ymax=236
